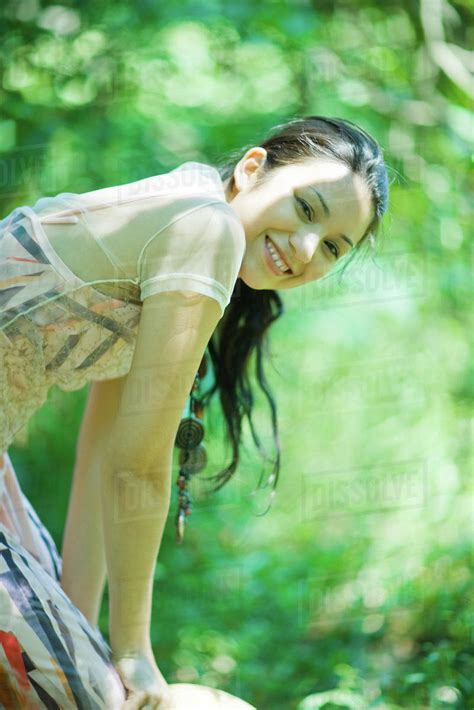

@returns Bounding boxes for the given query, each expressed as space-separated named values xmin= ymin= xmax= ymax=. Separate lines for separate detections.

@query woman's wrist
xmin=111 ymin=638 xmax=154 ymax=662
xmin=110 ymin=622 xmax=153 ymax=658
xmin=108 ymin=597 xmax=153 ymax=659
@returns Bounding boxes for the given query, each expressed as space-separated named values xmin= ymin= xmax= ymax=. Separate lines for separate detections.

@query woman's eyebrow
xmin=309 ymin=187 xmax=331 ymax=217
xmin=308 ymin=187 xmax=354 ymax=248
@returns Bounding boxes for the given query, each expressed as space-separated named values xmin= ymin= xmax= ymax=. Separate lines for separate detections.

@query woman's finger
xmin=137 ymin=695 xmax=167 ymax=710
xmin=157 ymin=695 xmax=176 ymax=710
xmin=122 ymin=690 xmax=148 ymax=709
xmin=125 ymin=692 xmax=170 ymax=710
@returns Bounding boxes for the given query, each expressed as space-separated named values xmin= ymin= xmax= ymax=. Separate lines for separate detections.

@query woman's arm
xmin=101 ymin=289 xmax=221 ymax=658
xmin=60 ymin=374 xmax=128 ymax=628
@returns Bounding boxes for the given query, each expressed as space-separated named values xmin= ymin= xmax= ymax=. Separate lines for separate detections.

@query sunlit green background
xmin=1 ymin=1 xmax=472 ymax=708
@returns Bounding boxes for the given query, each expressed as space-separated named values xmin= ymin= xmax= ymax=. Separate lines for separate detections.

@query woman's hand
xmin=113 ymin=648 xmax=173 ymax=709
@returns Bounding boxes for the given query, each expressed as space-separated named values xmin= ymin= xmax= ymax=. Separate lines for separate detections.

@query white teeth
xmin=266 ymin=237 xmax=289 ymax=273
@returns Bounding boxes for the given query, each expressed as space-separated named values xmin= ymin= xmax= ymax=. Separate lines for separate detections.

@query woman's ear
xmin=233 ymin=147 xmax=267 ymax=193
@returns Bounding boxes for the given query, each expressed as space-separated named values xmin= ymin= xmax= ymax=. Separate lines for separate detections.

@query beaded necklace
xmin=173 ymin=351 xmax=209 ymax=543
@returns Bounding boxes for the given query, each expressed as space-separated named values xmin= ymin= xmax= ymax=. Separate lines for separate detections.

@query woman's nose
xmin=289 ymin=231 xmax=320 ymax=265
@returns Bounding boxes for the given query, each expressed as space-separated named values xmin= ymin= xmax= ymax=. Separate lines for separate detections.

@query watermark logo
xmin=306 ymin=353 xmax=432 ymax=415
xmin=112 ymin=467 xmax=170 ymax=524
xmin=0 ymin=145 xmax=53 ymax=201
xmin=294 ymin=249 xmax=429 ymax=312
xmin=300 ymin=458 xmax=428 ymax=523
xmin=298 ymin=559 xmax=428 ymax=630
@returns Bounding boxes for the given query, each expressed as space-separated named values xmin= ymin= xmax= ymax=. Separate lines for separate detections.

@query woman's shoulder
xmin=137 ymin=162 xmax=244 ymax=252
xmin=30 ymin=161 xmax=226 ymax=221
xmin=84 ymin=160 xmax=226 ymax=206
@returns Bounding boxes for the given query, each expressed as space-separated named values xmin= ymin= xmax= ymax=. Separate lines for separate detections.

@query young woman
xmin=0 ymin=116 xmax=389 ymax=708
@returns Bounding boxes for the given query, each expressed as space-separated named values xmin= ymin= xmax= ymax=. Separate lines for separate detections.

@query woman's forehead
xmin=269 ymin=157 xmax=354 ymax=189
xmin=268 ymin=158 xmax=369 ymax=204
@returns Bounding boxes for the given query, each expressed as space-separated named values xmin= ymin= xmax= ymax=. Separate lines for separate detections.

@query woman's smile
xmin=264 ymin=235 xmax=292 ymax=276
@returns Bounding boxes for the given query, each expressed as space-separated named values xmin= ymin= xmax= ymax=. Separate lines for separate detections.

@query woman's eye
xmin=296 ymin=197 xmax=313 ymax=221
xmin=295 ymin=196 xmax=338 ymax=259
xmin=325 ymin=241 xmax=339 ymax=259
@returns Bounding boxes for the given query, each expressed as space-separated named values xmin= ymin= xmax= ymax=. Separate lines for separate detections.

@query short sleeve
xmin=137 ymin=201 xmax=245 ymax=316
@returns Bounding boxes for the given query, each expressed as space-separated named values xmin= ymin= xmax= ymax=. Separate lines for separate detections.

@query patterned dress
xmin=0 ymin=206 xmax=140 ymax=707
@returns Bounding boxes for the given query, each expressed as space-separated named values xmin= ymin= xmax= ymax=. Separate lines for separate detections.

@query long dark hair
xmin=201 ymin=116 xmax=390 ymax=502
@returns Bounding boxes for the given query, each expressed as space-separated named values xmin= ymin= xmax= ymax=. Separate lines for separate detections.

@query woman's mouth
xmin=264 ymin=236 xmax=292 ymax=276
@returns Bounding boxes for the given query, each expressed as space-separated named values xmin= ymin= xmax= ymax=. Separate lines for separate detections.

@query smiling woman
xmin=209 ymin=115 xmax=389 ymax=497
xmin=220 ymin=122 xmax=384 ymax=293
xmin=226 ymin=154 xmax=374 ymax=289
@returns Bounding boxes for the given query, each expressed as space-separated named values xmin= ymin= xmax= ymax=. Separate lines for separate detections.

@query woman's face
xmin=223 ymin=147 xmax=374 ymax=290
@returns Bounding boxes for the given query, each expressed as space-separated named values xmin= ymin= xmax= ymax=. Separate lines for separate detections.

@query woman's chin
xmin=238 ymin=265 xmax=271 ymax=290
xmin=239 ymin=275 xmax=267 ymax=290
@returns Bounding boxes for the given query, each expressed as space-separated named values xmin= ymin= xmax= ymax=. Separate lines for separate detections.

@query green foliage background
xmin=1 ymin=1 xmax=472 ymax=708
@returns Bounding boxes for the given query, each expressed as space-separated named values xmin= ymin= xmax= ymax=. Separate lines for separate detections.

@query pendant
xmin=175 ymin=415 xmax=204 ymax=450
xmin=179 ymin=444 xmax=207 ymax=474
